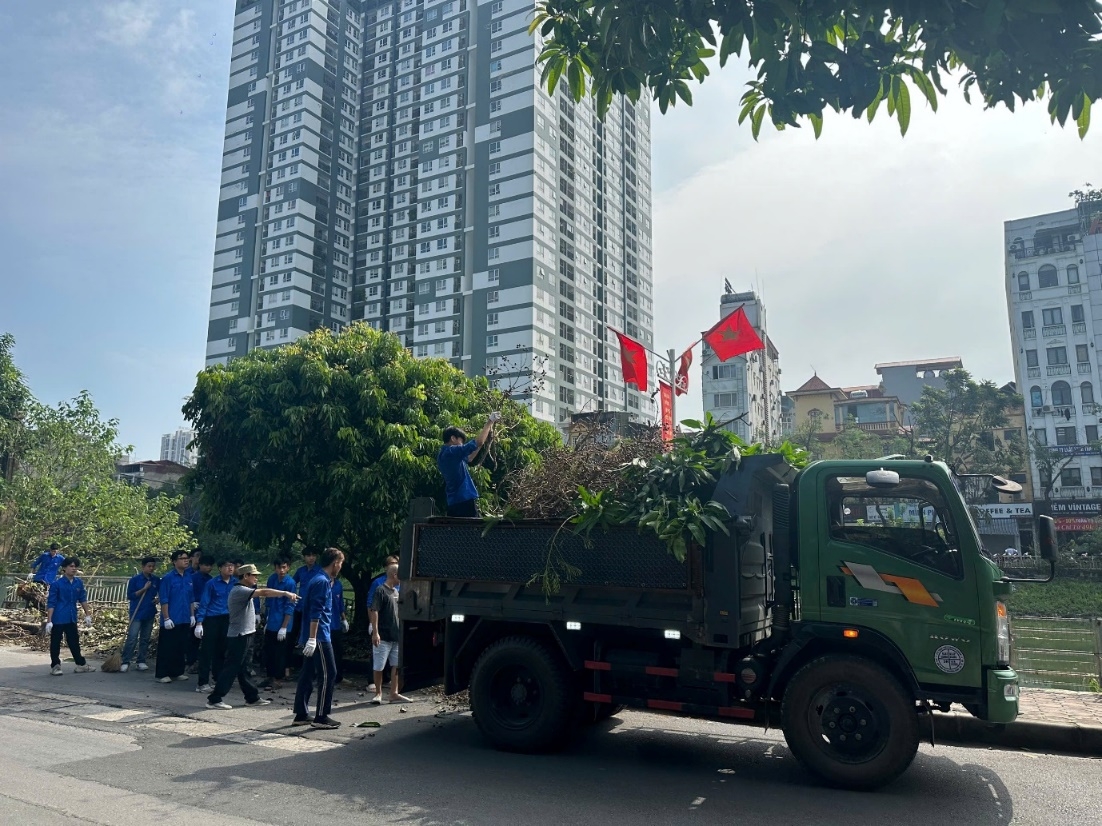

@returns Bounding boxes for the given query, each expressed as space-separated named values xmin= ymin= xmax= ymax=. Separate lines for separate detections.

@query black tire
xmin=469 ymin=636 xmax=574 ymax=752
xmin=578 ymin=701 xmax=626 ymax=725
xmin=781 ymin=655 xmax=920 ymax=790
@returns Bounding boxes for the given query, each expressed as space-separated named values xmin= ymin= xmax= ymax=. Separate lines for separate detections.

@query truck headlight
xmin=996 ymin=601 xmax=1011 ymax=665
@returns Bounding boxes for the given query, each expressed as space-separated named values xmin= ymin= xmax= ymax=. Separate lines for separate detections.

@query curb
xmin=933 ymin=714 xmax=1102 ymax=756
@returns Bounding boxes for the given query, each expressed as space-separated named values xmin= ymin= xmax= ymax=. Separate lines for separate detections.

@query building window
xmin=1083 ymin=382 xmax=1095 ymax=404
xmin=1047 ymin=346 xmax=1068 ymax=366
xmin=487 ymin=290 xmax=499 ymax=304
xmin=1068 ymin=265 xmax=1080 ymax=284
xmin=1056 ymin=426 xmax=1078 ymax=446
xmin=1059 ymin=466 xmax=1082 ymax=485
xmin=1052 ymin=381 xmax=1072 ymax=406
xmin=1017 ymin=272 xmax=1030 ymax=291
xmin=1038 ymin=264 xmax=1058 ymax=288
xmin=1076 ymin=344 xmax=1090 ymax=365
xmin=1021 ymin=310 xmax=1034 ymax=329
xmin=1034 ymin=428 xmax=1047 ymax=446
xmin=1042 ymin=308 xmax=1063 ymax=326
xmin=1025 ymin=350 xmax=1039 ymax=368
xmin=1092 ymin=467 xmax=1102 ymax=486
xmin=487 ymin=335 xmax=499 ymax=348
xmin=1072 ymin=304 xmax=1086 ymax=323
xmin=712 ymin=393 xmax=739 ymax=408
xmin=1030 ymin=386 xmax=1044 ymax=408
xmin=487 ymin=312 xmax=499 ymax=326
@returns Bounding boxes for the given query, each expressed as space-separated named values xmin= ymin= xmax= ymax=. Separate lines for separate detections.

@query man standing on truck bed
xmin=437 ymin=412 xmax=499 ymax=517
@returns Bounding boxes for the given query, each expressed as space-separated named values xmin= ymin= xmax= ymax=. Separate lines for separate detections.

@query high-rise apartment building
xmin=700 ymin=289 xmax=781 ymax=442
xmin=160 ymin=428 xmax=198 ymax=467
xmin=1005 ymin=203 xmax=1102 ymax=520
xmin=205 ymin=0 xmax=656 ymax=428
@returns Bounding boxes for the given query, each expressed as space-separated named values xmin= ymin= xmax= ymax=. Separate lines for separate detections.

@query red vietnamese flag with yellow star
xmin=702 ymin=306 xmax=764 ymax=362
xmin=613 ymin=329 xmax=648 ymax=392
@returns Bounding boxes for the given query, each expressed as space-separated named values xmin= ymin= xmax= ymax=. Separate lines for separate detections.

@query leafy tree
xmin=825 ymin=418 xmax=885 ymax=460
xmin=1 ymin=389 xmax=192 ymax=568
xmin=908 ymin=369 xmax=1023 ymax=474
xmin=182 ymin=325 xmax=562 ymax=624
xmin=533 ymin=1 xmax=1102 ymax=137
xmin=1031 ymin=435 xmax=1090 ymax=504
xmin=0 ymin=334 xmax=31 ymax=558
xmin=788 ymin=411 xmax=829 ymax=461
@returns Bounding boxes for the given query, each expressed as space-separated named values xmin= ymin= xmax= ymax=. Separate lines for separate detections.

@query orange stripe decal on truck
xmin=839 ymin=561 xmax=941 ymax=606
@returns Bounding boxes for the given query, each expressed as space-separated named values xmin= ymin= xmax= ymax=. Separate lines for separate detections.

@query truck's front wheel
xmin=470 ymin=635 xmax=573 ymax=752
xmin=781 ymin=655 xmax=919 ymax=790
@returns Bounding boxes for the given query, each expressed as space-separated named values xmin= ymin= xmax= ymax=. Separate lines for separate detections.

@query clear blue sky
xmin=1 ymin=1 xmax=1097 ymax=458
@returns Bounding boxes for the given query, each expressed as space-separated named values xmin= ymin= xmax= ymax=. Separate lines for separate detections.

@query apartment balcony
xmin=1054 ymin=486 xmax=1088 ymax=498
xmin=1070 ymin=284 xmax=1083 ymax=295
xmin=1023 ymin=328 xmax=1037 ymax=339
xmin=1018 ymin=290 xmax=1032 ymax=301
xmin=1027 ymin=367 xmax=1041 ymax=378
xmin=1079 ymin=362 xmax=1093 ymax=375
xmin=1042 ymin=324 xmax=1066 ymax=337
xmin=834 ymin=420 xmax=902 ymax=434
xmin=1048 ymin=364 xmax=1072 ymax=376
xmin=1083 ymin=403 xmax=1102 ymax=415
xmin=1074 ymin=322 xmax=1088 ymax=334
xmin=1009 ymin=242 xmax=1078 ymax=260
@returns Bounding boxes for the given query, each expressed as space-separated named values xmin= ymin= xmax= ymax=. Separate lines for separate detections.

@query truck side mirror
xmin=1038 ymin=515 xmax=1058 ymax=562
xmin=865 ymin=468 xmax=900 ymax=489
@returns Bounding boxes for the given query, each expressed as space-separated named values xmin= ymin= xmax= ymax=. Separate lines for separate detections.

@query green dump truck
xmin=398 ymin=455 xmax=1056 ymax=789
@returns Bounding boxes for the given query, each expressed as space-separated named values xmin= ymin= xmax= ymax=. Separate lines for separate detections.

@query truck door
xmin=814 ymin=471 xmax=983 ymax=689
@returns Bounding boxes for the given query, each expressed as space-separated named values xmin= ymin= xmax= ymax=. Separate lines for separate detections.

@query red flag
xmin=613 ymin=329 xmax=648 ymax=392
xmin=674 ymin=348 xmax=693 ymax=397
xmin=702 ymin=306 xmax=764 ymax=362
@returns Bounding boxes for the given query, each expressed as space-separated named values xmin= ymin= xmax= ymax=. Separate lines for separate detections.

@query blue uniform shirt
xmin=437 ymin=440 xmax=480 ymax=505
xmin=190 ymin=571 xmax=211 ymax=604
xmin=292 ymin=564 xmax=320 ymax=613
xmin=298 ymin=574 xmax=333 ymax=645
xmin=32 ymin=552 xmax=64 ymax=584
xmin=197 ymin=576 xmax=237 ymax=621
xmin=127 ymin=573 xmax=160 ymax=621
xmin=159 ymin=569 xmax=193 ymax=627
xmin=47 ymin=576 xmax=87 ymax=624
xmin=263 ymin=573 xmax=297 ymax=632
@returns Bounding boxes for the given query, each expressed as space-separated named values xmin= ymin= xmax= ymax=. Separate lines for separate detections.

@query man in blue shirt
xmin=437 ymin=413 xmax=498 ymax=517
xmin=119 ymin=556 xmax=160 ymax=673
xmin=290 ymin=549 xmax=319 ymax=661
xmin=30 ymin=543 xmax=64 ymax=585
xmin=185 ymin=554 xmax=212 ymax=671
xmin=260 ymin=558 xmax=296 ymax=690
xmin=194 ymin=560 xmax=238 ymax=692
xmin=45 ymin=557 xmax=94 ymax=676
xmin=156 ymin=550 xmax=197 ymax=683
xmin=331 ymin=577 xmax=350 ymax=684
xmin=292 ymin=547 xmax=343 ymax=729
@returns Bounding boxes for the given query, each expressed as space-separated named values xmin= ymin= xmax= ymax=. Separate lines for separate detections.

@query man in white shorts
xmin=369 ymin=564 xmax=408 ymax=704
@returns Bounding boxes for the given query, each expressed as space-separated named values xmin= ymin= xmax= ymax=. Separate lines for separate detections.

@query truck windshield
xmin=950 ymin=473 xmax=993 ymax=561
xmin=827 ymin=475 xmax=963 ymax=578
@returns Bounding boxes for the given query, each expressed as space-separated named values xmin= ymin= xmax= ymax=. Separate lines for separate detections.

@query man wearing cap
xmin=30 ymin=542 xmax=64 ymax=586
xmin=206 ymin=564 xmax=298 ymax=710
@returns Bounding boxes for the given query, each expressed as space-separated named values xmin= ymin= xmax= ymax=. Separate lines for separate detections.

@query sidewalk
xmin=934 ymin=687 xmax=1102 ymax=756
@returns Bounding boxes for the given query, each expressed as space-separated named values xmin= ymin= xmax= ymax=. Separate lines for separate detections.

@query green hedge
xmin=1006 ymin=580 xmax=1102 ymax=618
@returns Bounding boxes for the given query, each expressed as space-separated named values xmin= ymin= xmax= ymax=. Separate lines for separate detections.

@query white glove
xmin=302 ymin=638 xmax=317 ymax=657
xmin=189 ymin=616 xmax=196 ymax=627
xmin=194 ymin=623 xmax=204 ymax=639
xmin=277 ymin=627 xmax=287 ymax=642
xmin=488 ymin=411 xmax=501 ymax=423
xmin=84 ymin=615 xmax=93 ymax=627
xmin=163 ymin=619 xmax=175 ymax=630
xmin=44 ymin=621 xmax=53 ymax=634
xmin=341 ymin=619 xmax=350 ymax=633
xmin=27 ymin=572 xmax=34 ymax=580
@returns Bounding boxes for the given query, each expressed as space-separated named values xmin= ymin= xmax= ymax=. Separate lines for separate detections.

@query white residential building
xmin=160 ymin=428 xmax=198 ymax=467
xmin=701 ymin=289 xmax=781 ymax=443
xmin=1005 ymin=204 xmax=1102 ymax=516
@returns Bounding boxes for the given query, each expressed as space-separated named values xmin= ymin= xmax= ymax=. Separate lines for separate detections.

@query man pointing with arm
xmin=437 ymin=412 xmax=499 ymax=518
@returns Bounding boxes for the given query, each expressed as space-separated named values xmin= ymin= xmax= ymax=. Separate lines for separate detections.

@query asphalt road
xmin=0 ymin=646 xmax=1098 ymax=825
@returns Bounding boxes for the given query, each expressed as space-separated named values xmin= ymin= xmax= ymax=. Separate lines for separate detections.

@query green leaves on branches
xmin=532 ymin=0 xmax=1102 ymax=137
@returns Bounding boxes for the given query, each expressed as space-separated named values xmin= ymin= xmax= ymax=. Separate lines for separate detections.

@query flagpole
xmin=668 ymin=348 xmax=677 ymax=434
xmin=760 ymin=307 xmax=770 ymax=446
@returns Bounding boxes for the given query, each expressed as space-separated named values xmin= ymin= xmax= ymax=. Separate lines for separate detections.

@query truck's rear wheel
xmin=470 ymin=636 xmax=573 ymax=752
xmin=781 ymin=655 xmax=919 ymax=790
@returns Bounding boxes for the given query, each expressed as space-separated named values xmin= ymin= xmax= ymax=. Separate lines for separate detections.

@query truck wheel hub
xmin=815 ymin=688 xmax=882 ymax=759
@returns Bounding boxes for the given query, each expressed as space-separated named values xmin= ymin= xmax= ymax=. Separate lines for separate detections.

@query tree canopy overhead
xmin=532 ymin=0 xmax=1102 ymax=136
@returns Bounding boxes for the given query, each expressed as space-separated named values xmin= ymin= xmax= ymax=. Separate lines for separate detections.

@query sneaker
xmin=206 ymin=701 xmax=232 ymax=710
xmin=370 ymin=694 xmax=383 ymax=705
xmin=136 ymin=663 xmax=148 ymax=671
xmin=176 ymin=675 xmax=189 ymax=681
xmin=50 ymin=665 xmax=62 ymax=676
xmin=156 ymin=676 xmax=172 ymax=683
xmin=196 ymin=684 xmax=214 ymax=692
xmin=310 ymin=718 xmax=340 ymax=730
xmin=74 ymin=665 xmax=94 ymax=674
xmin=119 ymin=663 xmax=129 ymax=673
xmin=389 ymin=694 xmax=411 ymax=704
xmin=291 ymin=715 xmax=311 ymax=726
xmin=246 ymin=698 xmax=272 ymax=707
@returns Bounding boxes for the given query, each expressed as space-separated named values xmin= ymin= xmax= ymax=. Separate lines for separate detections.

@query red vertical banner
xmin=659 ymin=381 xmax=674 ymax=444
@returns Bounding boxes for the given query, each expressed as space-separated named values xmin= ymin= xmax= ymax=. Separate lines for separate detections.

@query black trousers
xmin=50 ymin=623 xmax=86 ymax=667
xmin=332 ymin=630 xmax=345 ymax=683
xmin=197 ymin=615 xmax=230 ymax=685
xmin=263 ymin=629 xmax=286 ymax=681
xmin=209 ymin=634 xmax=260 ymax=705
xmin=293 ymin=640 xmax=336 ymax=721
xmin=446 ymin=498 xmax=479 ymax=517
xmin=155 ymin=625 xmax=190 ymax=679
